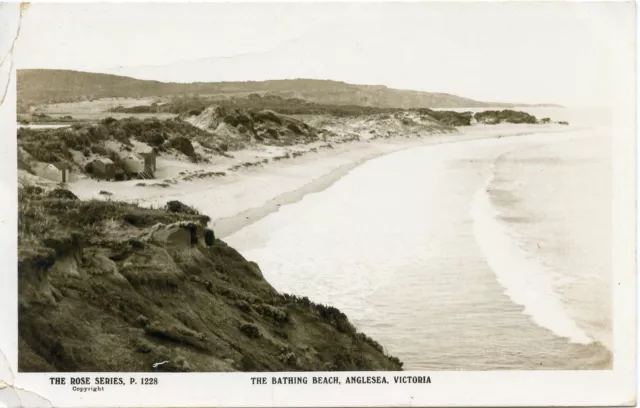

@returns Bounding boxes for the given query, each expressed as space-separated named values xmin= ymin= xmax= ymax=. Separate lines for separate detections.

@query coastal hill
xmin=18 ymin=186 xmax=403 ymax=372
xmin=17 ymin=69 xmax=559 ymax=111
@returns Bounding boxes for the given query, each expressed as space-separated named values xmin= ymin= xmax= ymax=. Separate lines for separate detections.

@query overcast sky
xmin=13 ymin=2 xmax=636 ymax=107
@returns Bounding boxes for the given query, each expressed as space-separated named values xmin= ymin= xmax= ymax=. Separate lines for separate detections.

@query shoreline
xmin=212 ymin=123 xmax=579 ymax=238
xmin=63 ymin=123 xmax=576 ymax=239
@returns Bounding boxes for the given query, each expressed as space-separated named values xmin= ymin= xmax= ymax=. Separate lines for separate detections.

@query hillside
xmin=18 ymin=69 xmax=522 ymax=111
xmin=18 ymin=186 xmax=403 ymax=372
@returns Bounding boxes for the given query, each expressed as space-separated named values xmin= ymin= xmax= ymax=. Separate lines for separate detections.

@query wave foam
xmin=470 ymin=172 xmax=593 ymax=345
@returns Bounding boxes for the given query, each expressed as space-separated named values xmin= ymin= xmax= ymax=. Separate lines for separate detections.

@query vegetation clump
xmin=239 ymin=323 xmax=261 ymax=338
xmin=184 ymin=106 xmax=319 ymax=147
xmin=168 ymin=136 xmax=196 ymax=159
xmin=165 ymin=200 xmax=199 ymax=215
xmin=47 ymin=188 xmax=78 ymax=200
xmin=474 ymin=109 xmax=538 ymax=124
xmin=416 ymin=108 xmax=473 ymax=126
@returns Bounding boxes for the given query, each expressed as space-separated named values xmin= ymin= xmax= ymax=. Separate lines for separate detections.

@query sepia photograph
xmin=0 ymin=1 xmax=636 ymax=406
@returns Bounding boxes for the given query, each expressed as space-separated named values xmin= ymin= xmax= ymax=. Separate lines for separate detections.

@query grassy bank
xmin=18 ymin=186 xmax=403 ymax=372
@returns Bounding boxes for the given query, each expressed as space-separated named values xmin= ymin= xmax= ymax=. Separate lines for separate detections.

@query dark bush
xmin=474 ymin=109 xmax=538 ymax=124
xmin=168 ymin=137 xmax=195 ymax=158
xmin=139 ymin=131 xmax=165 ymax=147
xmin=254 ymin=304 xmax=289 ymax=324
xmin=100 ymin=117 xmax=117 ymax=126
xmin=415 ymin=108 xmax=472 ymax=126
xmin=23 ymin=185 xmax=44 ymax=196
xmin=47 ymin=189 xmax=78 ymax=200
xmin=165 ymin=200 xmax=198 ymax=215
xmin=235 ymin=300 xmax=253 ymax=313
xmin=239 ymin=322 xmax=260 ymax=338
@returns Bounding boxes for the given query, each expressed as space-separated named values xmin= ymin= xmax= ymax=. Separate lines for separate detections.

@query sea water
xmin=226 ymin=108 xmax=613 ymax=370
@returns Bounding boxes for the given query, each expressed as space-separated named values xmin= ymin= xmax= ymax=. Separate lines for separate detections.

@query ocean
xmin=226 ymin=108 xmax=613 ymax=370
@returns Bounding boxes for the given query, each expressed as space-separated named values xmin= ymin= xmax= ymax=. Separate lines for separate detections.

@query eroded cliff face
xmin=18 ymin=188 xmax=403 ymax=372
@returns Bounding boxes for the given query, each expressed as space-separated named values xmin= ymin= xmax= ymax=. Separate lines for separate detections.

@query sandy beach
xmin=63 ymin=123 xmax=573 ymax=238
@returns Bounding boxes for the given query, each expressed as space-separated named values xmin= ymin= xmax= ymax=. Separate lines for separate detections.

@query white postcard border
xmin=0 ymin=1 xmax=636 ymax=407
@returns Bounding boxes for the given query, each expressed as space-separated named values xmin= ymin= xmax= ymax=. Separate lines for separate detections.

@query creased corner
xmin=0 ymin=2 xmax=27 ymax=106
xmin=0 ymin=348 xmax=53 ymax=408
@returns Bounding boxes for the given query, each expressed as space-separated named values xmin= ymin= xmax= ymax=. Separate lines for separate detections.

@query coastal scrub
xmin=18 ymin=186 xmax=403 ymax=372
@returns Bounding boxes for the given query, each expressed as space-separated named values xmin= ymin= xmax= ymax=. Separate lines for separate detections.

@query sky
xmin=10 ymin=1 xmax=637 ymax=107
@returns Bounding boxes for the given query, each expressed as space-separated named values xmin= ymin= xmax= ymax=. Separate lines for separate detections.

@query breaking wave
xmin=470 ymin=161 xmax=593 ymax=345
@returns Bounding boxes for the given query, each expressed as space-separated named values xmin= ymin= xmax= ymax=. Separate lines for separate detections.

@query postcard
xmin=0 ymin=1 xmax=636 ymax=407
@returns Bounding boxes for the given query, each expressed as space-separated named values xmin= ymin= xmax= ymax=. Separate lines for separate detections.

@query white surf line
xmin=470 ymin=150 xmax=593 ymax=345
